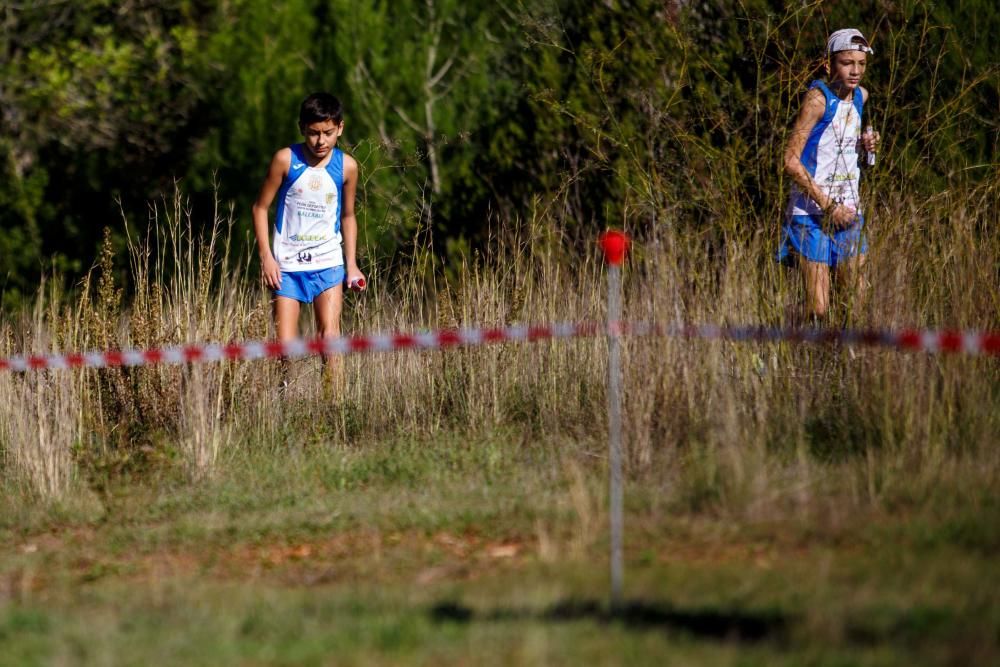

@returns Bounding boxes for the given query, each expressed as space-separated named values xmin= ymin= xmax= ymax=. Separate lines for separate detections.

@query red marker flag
xmin=599 ymin=230 xmax=630 ymax=266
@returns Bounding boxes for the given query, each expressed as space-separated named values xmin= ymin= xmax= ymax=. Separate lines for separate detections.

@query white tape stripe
xmin=506 ymin=325 xmax=528 ymax=341
xmin=46 ymin=357 xmax=68 ymax=370
xmin=162 ymin=348 xmax=185 ymax=364
xmin=921 ymin=331 xmax=939 ymax=353
xmin=553 ymin=323 xmax=577 ymax=337
xmin=122 ymin=350 xmax=145 ymax=366
xmin=461 ymin=328 xmax=483 ymax=343
xmin=424 ymin=333 xmax=444 ymax=347
xmin=85 ymin=352 xmax=106 ymax=367
xmin=282 ymin=340 xmax=305 ymax=358
xmin=242 ymin=342 xmax=266 ymax=360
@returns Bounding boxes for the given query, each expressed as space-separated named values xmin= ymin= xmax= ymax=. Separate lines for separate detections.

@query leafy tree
xmin=0 ymin=0 xmax=218 ymax=303
xmin=184 ymin=0 xmax=319 ymax=201
xmin=0 ymin=0 xmax=995 ymax=312
xmin=482 ymin=0 xmax=998 ymax=241
xmin=323 ymin=0 xmax=514 ymax=253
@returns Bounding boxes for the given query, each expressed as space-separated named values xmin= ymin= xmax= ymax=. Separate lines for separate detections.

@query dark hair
xmin=299 ymin=92 xmax=343 ymax=127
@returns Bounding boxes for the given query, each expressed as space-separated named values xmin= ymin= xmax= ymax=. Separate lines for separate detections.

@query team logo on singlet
xmin=297 ymin=251 xmax=312 ymax=263
xmin=289 ymin=234 xmax=327 ymax=243
xmin=309 ymin=176 xmax=322 ymax=191
xmin=326 ymin=192 xmax=335 ymax=205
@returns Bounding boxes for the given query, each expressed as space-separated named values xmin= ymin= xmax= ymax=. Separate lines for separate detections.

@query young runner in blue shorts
xmin=778 ymin=29 xmax=880 ymax=321
xmin=252 ymin=93 xmax=366 ymax=377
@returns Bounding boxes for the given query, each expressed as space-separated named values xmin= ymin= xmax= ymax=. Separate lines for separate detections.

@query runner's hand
xmin=346 ymin=266 xmax=367 ymax=291
xmin=261 ymin=255 xmax=282 ymax=290
xmin=861 ymin=129 xmax=880 ymax=154
xmin=830 ymin=204 xmax=859 ymax=229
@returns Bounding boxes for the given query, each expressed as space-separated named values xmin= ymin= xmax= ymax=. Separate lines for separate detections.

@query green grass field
xmin=3 ymin=418 xmax=998 ymax=665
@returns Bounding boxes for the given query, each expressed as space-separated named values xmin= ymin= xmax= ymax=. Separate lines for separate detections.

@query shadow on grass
xmin=430 ymin=598 xmax=791 ymax=644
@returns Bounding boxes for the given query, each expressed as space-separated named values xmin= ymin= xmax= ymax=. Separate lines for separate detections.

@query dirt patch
xmin=5 ymin=519 xmax=843 ymax=595
xmin=4 ymin=527 xmax=536 ymax=593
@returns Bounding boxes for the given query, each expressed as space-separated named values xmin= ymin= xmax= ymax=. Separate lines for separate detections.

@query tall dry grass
xmin=0 ymin=280 xmax=85 ymax=498
xmin=0 ymin=175 xmax=995 ymax=521
xmin=0 ymin=370 xmax=80 ymax=499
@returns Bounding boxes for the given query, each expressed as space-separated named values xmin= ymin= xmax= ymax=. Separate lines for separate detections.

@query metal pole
xmin=607 ymin=262 xmax=624 ymax=610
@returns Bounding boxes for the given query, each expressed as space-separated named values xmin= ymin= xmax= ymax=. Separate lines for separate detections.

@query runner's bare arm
xmin=341 ymin=154 xmax=365 ymax=289
xmin=783 ymin=89 xmax=857 ymax=228
xmin=252 ymin=148 xmax=291 ymax=289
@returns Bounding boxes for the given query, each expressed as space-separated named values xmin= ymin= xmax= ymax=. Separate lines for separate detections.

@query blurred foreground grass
xmin=2 ymin=425 xmax=998 ymax=665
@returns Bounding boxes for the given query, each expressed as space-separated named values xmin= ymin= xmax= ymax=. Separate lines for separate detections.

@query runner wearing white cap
xmin=778 ymin=29 xmax=880 ymax=321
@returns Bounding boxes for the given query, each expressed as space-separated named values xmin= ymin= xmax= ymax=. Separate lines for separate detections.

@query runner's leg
xmin=835 ymin=253 xmax=867 ymax=322
xmin=273 ymin=295 xmax=301 ymax=391
xmin=274 ymin=296 xmax=302 ymax=341
xmin=313 ymin=284 xmax=344 ymax=394
xmin=801 ymin=259 xmax=831 ymax=322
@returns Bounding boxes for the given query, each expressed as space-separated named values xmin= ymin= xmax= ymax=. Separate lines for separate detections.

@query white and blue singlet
xmin=273 ymin=144 xmax=345 ymax=273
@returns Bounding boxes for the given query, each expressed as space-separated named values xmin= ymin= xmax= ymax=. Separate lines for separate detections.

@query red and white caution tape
xmin=1 ymin=322 xmax=997 ymax=372
xmin=0 ymin=322 xmax=600 ymax=372
xmin=626 ymin=323 xmax=1000 ymax=356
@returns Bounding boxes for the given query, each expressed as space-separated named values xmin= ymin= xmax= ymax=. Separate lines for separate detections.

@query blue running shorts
xmin=273 ymin=266 xmax=346 ymax=303
xmin=777 ymin=214 xmax=867 ymax=267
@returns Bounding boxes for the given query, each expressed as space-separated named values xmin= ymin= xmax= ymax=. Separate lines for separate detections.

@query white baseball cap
xmin=826 ymin=29 xmax=873 ymax=56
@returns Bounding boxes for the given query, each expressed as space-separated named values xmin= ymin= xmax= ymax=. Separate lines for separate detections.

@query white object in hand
xmin=864 ymin=125 xmax=876 ymax=166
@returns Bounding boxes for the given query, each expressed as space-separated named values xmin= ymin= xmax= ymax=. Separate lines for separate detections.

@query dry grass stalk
xmin=0 ymin=371 xmax=80 ymax=499
xmin=177 ymin=364 xmax=230 ymax=481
